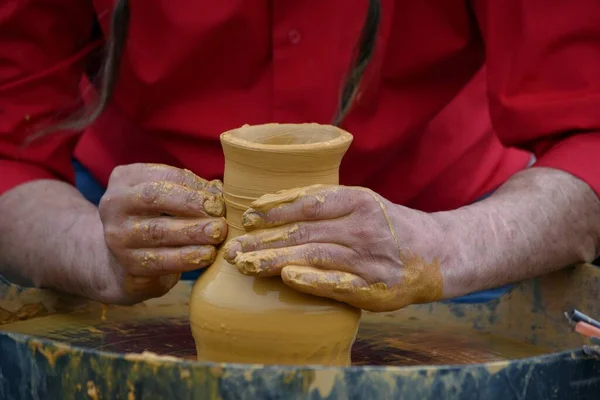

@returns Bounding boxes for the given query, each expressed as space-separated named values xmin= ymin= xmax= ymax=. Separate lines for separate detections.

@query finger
xmin=120 ymin=217 xmax=227 ymax=248
xmin=283 ymin=266 xmax=400 ymax=312
xmin=109 ymin=163 xmax=223 ymax=194
xmin=242 ymin=185 xmax=359 ymax=230
xmin=281 ymin=266 xmax=386 ymax=311
xmin=124 ymin=181 xmax=225 ymax=217
xmin=125 ymin=245 xmax=217 ymax=276
xmin=231 ymin=243 xmax=357 ymax=277
xmin=223 ymin=221 xmax=347 ymax=262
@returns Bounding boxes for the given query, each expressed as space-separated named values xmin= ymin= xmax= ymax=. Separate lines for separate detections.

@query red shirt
xmin=1 ymin=0 xmax=599 ymax=212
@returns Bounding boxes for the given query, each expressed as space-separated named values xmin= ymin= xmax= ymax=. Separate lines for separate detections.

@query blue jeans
xmin=73 ymin=160 xmax=510 ymax=302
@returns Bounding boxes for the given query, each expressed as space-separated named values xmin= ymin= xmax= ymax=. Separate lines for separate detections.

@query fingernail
xmin=234 ymin=253 xmax=262 ymax=275
xmin=203 ymin=221 xmax=223 ymax=240
xmin=242 ymin=210 xmax=263 ymax=229
xmin=285 ymin=269 xmax=300 ymax=280
xmin=206 ymin=180 xmax=223 ymax=195
xmin=183 ymin=246 xmax=216 ymax=265
xmin=223 ymin=240 xmax=242 ymax=262
xmin=204 ymin=195 xmax=225 ymax=217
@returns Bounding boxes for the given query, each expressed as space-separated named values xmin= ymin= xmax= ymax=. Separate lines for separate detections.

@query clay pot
xmin=189 ymin=123 xmax=361 ymax=366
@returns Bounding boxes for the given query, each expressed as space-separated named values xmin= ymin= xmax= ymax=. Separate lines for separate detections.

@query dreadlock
xmin=40 ymin=0 xmax=380 ymax=135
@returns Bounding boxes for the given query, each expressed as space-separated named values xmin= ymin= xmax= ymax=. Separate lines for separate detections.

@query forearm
xmin=436 ymin=167 xmax=600 ymax=298
xmin=0 ymin=180 xmax=110 ymax=299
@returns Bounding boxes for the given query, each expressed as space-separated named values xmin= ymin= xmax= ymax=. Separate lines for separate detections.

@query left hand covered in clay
xmin=223 ymin=184 xmax=447 ymax=312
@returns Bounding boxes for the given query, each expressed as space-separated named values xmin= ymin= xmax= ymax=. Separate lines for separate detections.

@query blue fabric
xmin=72 ymin=159 xmax=510 ymax=301
xmin=74 ymin=160 xmax=106 ymax=206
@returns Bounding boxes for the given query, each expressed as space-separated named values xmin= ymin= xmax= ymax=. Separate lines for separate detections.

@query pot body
xmin=189 ymin=124 xmax=361 ymax=366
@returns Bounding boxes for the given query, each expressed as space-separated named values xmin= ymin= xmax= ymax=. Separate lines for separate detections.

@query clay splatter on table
xmin=0 ymin=305 xmax=549 ymax=366
xmin=2 ymin=266 xmax=600 ymax=399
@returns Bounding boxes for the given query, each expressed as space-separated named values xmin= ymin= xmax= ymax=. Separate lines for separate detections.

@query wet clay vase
xmin=189 ymin=123 xmax=361 ymax=366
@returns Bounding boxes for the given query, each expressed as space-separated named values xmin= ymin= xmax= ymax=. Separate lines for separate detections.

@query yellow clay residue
xmin=241 ymin=212 xmax=262 ymax=229
xmin=127 ymin=381 xmax=136 ymax=400
xmin=124 ymin=350 xmax=182 ymax=364
xmin=203 ymin=195 xmax=225 ymax=217
xmin=182 ymin=247 xmax=215 ymax=265
xmin=235 ymin=250 xmax=278 ymax=275
xmin=358 ymin=187 xmax=444 ymax=307
xmin=258 ymin=224 xmax=299 ymax=244
xmin=249 ymin=185 xmax=332 ymax=212
xmin=225 ymin=224 xmax=299 ymax=273
xmin=28 ymin=341 xmax=71 ymax=368
xmin=251 ymin=185 xmax=444 ymax=311
xmin=136 ymin=251 xmax=158 ymax=268
xmin=87 ymin=381 xmax=99 ymax=400
xmin=137 ymin=182 xmax=173 ymax=206
xmin=180 ymin=369 xmax=191 ymax=379
xmin=309 ymin=370 xmax=340 ymax=398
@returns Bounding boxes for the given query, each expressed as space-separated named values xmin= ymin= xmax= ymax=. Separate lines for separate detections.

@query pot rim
xmin=220 ymin=123 xmax=353 ymax=152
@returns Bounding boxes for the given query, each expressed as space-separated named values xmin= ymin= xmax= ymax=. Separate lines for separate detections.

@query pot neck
xmin=219 ymin=124 xmax=352 ymax=235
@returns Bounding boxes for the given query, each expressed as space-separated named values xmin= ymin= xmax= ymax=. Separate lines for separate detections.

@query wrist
xmin=45 ymin=206 xmax=118 ymax=302
xmin=389 ymin=202 xmax=463 ymax=302
xmin=73 ymin=210 xmax=121 ymax=302
xmin=0 ymin=181 xmax=116 ymax=301
xmin=72 ymin=210 xmax=146 ymax=305
xmin=428 ymin=206 xmax=483 ymax=300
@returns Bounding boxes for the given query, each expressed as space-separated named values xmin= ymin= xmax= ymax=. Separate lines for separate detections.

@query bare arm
xmin=223 ymin=167 xmax=600 ymax=312
xmin=438 ymin=167 xmax=600 ymax=298
xmin=0 ymin=180 xmax=111 ymax=299
xmin=0 ymin=164 xmax=227 ymax=304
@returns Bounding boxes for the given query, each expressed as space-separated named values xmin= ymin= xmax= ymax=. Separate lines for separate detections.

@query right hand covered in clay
xmin=97 ymin=163 xmax=227 ymax=305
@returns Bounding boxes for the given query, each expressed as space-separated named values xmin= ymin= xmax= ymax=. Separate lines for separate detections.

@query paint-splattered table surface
xmin=1 ymin=265 xmax=600 ymax=399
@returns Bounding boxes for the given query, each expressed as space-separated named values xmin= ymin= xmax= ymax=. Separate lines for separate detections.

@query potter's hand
xmin=223 ymin=184 xmax=445 ymax=312
xmin=98 ymin=163 xmax=227 ymax=304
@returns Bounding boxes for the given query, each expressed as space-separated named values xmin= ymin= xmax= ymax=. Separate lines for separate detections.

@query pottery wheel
xmin=0 ymin=283 xmax=550 ymax=366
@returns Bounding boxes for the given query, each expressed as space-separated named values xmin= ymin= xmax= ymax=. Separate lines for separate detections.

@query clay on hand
xmin=223 ymin=184 xmax=444 ymax=312
xmin=98 ymin=163 xmax=227 ymax=304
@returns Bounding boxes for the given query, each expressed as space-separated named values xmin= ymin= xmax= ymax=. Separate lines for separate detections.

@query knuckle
xmin=183 ymin=222 xmax=204 ymax=242
xmin=99 ymin=190 xmax=128 ymax=219
xmin=103 ymin=222 xmax=120 ymax=239
xmin=294 ymin=224 xmax=312 ymax=244
xmin=134 ymin=250 xmax=166 ymax=273
xmin=107 ymin=164 xmax=137 ymax=187
xmin=146 ymin=219 xmax=167 ymax=243
xmin=98 ymin=195 xmax=111 ymax=218
xmin=160 ymin=166 xmax=182 ymax=183
xmin=181 ymin=169 xmax=207 ymax=188
xmin=152 ymin=256 xmax=169 ymax=273
xmin=183 ymin=188 xmax=201 ymax=207
xmin=148 ymin=164 xmax=191 ymax=187
xmin=301 ymin=197 xmax=324 ymax=219
xmin=103 ymin=224 xmax=122 ymax=248
xmin=308 ymin=245 xmax=333 ymax=264
xmin=140 ymin=182 xmax=161 ymax=204
xmin=108 ymin=165 xmax=126 ymax=182
xmin=354 ymin=189 xmax=375 ymax=212
xmin=348 ymin=220 xmax=373 ymax=241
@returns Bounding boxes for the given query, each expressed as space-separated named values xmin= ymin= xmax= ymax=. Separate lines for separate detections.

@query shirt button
xmin=288 ymin=29 xmax=301 ymax=45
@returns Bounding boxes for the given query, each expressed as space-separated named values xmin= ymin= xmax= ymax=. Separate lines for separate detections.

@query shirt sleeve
xmin=474 ymin=0 xmax=600 ymax=196
xmin=0 ymin=1 xmax=99 ymax=195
